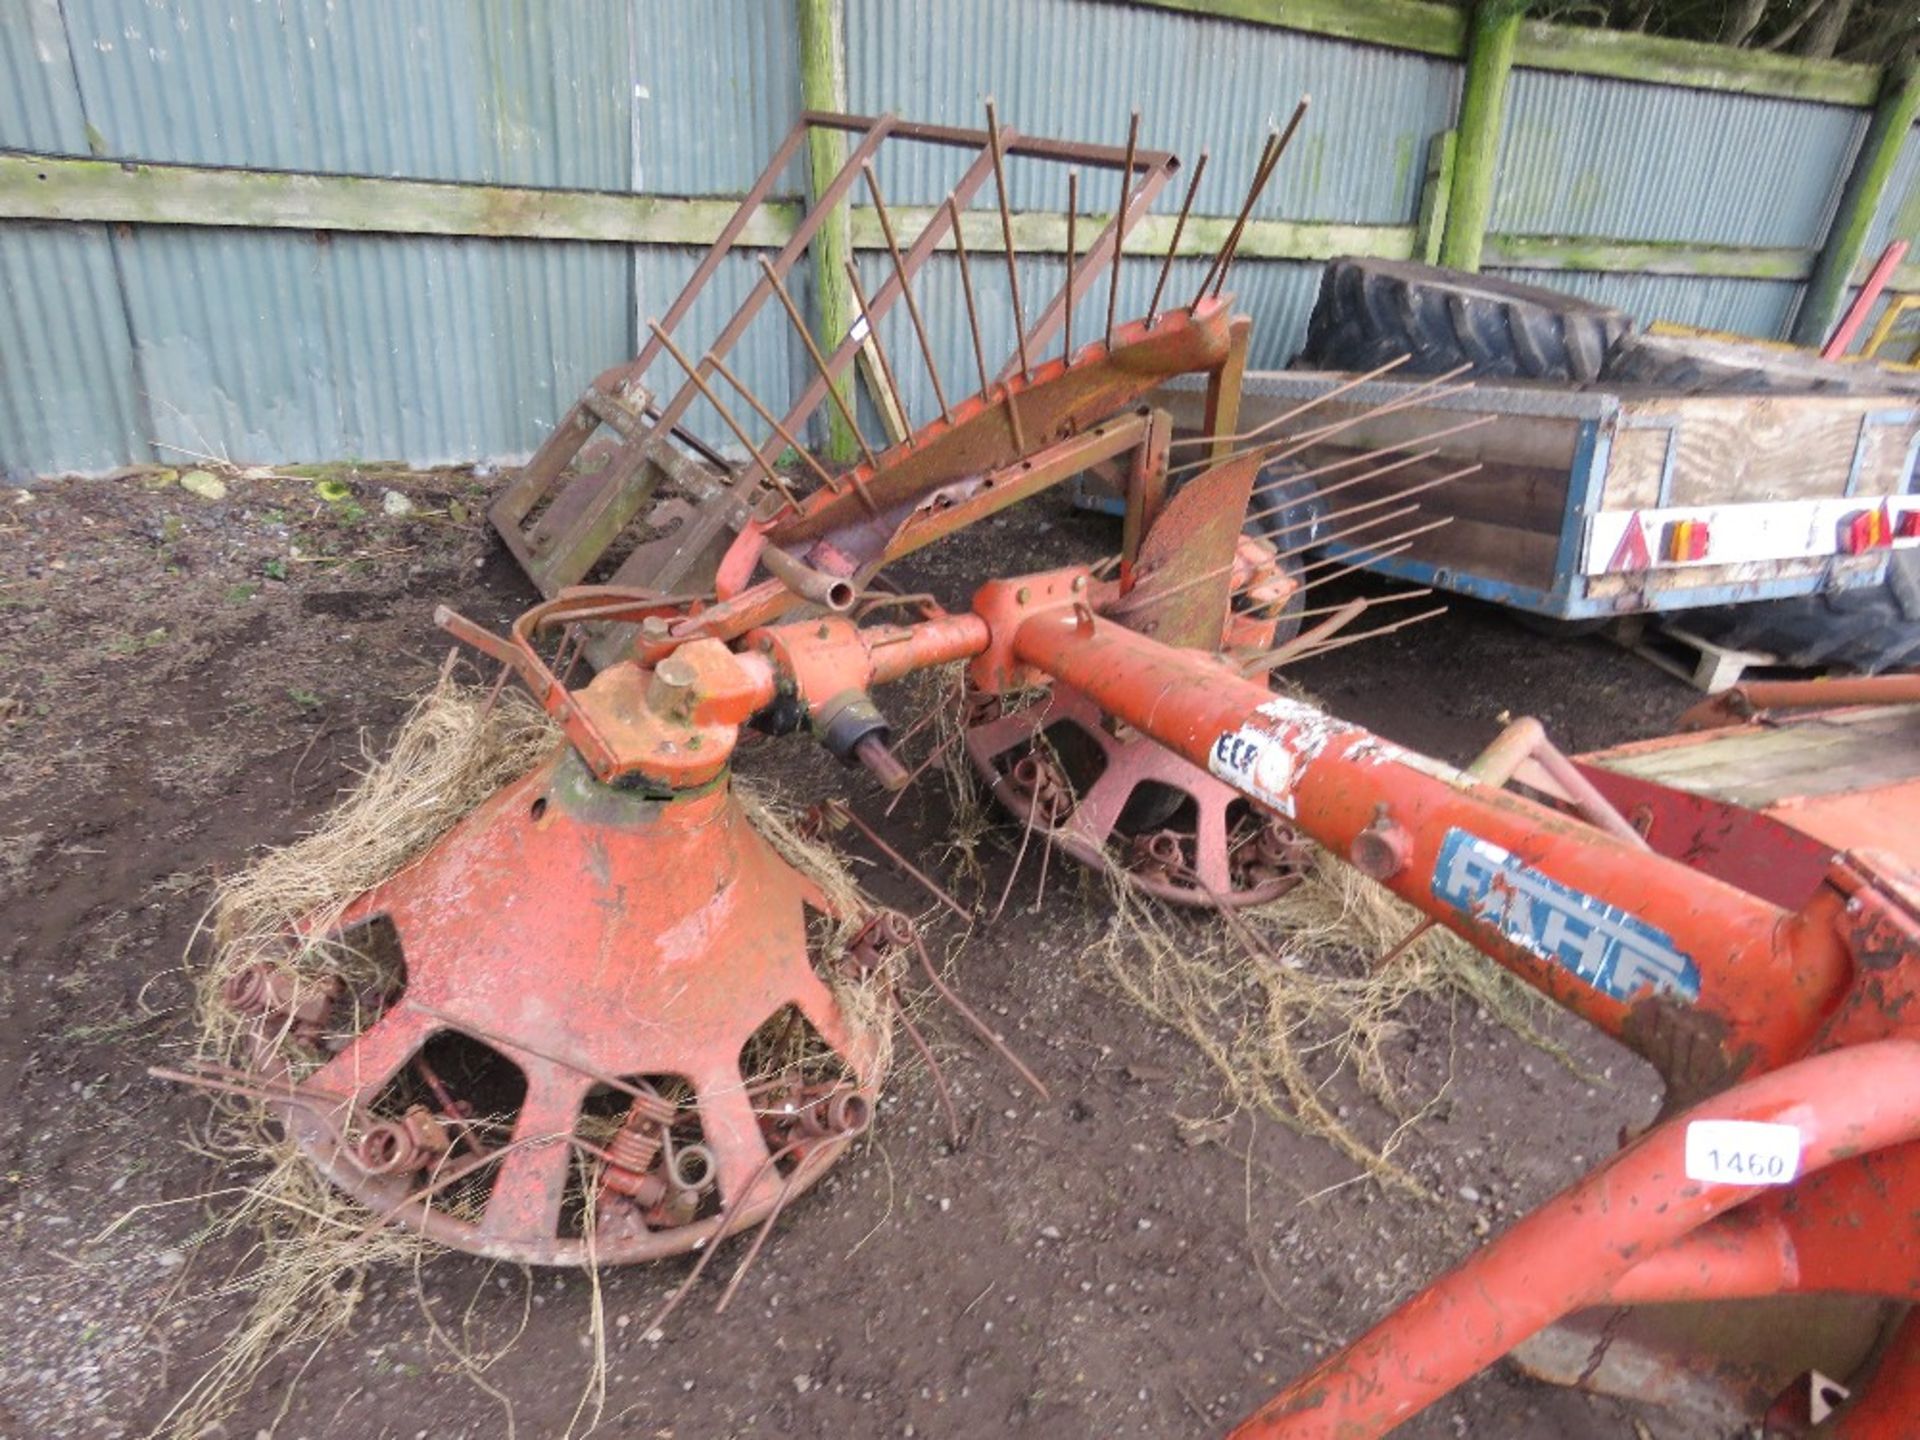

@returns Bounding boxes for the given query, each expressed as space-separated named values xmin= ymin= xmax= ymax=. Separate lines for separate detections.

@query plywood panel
xmin=1601 ymin=394 xmax=1920 ymax=510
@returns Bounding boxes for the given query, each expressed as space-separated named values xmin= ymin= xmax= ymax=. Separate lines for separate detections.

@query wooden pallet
xmin=1610 ymin=615 xmax=1786 ymax=693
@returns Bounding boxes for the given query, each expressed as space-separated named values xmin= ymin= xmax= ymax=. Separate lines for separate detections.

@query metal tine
xmin=708 ymin=351 xmax=842 ymax=495
xmin=757 ymin=255 xmax=880 ymax=469
xmin=1242 ymin=414 xmax=1496 ymax=501
xmin=645 ymin=319 xmax=804 ymax=513
xmin=1283 ymin=605 xmax=1451 ymax=664
xmin=1217 ymin=373 xmax=1479 ymax=478
xmin=984 ymin=99 xmax=1031 ymax=381
xmin=1211 ymin=97 xmax=1309 ymax=299
xmin=1299 ymin=518 xmax=1453 ymax=578
xmin=1193 ymin=121 xmax=1281 ymax=307
xmin=863 ymin=161 xmax=951 ymax=424
xmin=1164 ymin=354 xmax=1411 ymax=448
xmin=1107 ymin=109 xmax=1140 ymax=349
xmin=1163 ymin=368 xmax=1480 ymax=484
xmin=1063 ymin=170 xmax=1078 ymax=362
xmin=1297 ymin=541 xmax=1418 ymax=588
xmin=1235 ymin=597 xmax=1369 ymax=673
xmin=844 ymin=259 xmax=913 ymax=444
xmin=1268 ymin=502 xmax=1425 ymax=565
xmin=1146 ymin=147 xmax=1207 ymax=326
xmin=1244 ymin=448 xmax=1442 ymax=527
xmin=1252 ymin=463 xmax=1480 ymax=540
xmin=1292 ymin=587 xmax=1434 ymax=621
xmin=947 ymin=195 xmax=992 ymax=395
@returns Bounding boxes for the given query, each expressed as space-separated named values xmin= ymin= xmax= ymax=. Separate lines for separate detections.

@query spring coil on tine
xmin=355 ymin=1104 xmax=450 ymax=1177
xmin=1011 ymin=754 xmax=1073 ymax=824
xmin=601 ymin=1080 xmax=677 ymax=1197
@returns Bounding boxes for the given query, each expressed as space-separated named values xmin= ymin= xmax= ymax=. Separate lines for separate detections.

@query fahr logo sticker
xmin=1207 ymin=723 xmax=1296 ymax=810
xmin=1433 ymin=828 xmax=1700 ymax=1004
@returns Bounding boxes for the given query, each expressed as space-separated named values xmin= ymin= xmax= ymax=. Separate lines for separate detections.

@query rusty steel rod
xmin=758 ymin=255 xmax=880 ymax=469
xmin=1212 ymin=101 xmax=1308 ymax=298
xmin=1164 ymin=354 xmax=1413 ymax=449
xmin=1107 ymin=110 xmax=1140 ymax=348
xmin=1146 ymin=148 xmax=1207 ymax=326
xmin=985 ymin=100 xmax=1032 ymax=381
xmin=843 ymin=260 xmax=912 ymax=442
xmin=822 ymin=799 xmax=972 ymax=924
xmin=1282 ymin=605 xmax=1451 ymax=664
xmin=1193 ymin=125 xmax=1277 ymax=306
xmin=1300 ymin=520 xmax=1452 ymax=576
xmin=1210 ymin=98 xmax=1309 ymax=300
xmin=706 ymin=351 xmax=842 ymax=494
xmin=1164 ymin=377 xmax=1482 ymax=486
xmin=645 ymin=320 xmax=803 ymax=511
xmin=863 ymin=162 xmax=951 ymax=423
xmin=1243 ymin=449 xmax=1443 ymax=527
xmin=947 ymin=196 xmax=992 ymax=395
xmin=1234 ymin=374 xmax=1477 ymax=472
xmin=1291 ymin=587 xmax=1434 ymax=621
xmin=1271 ymin=505 xmax=1436 ymax=564
xmin=1295 ymin=541 xmax=1420 ymax=589
xmin=1251 ymin=464 xmax=1480 ymax=540
xmin=1237 ymin=596 xmax=1370 ymax=673
xmin=1063 ymin=169 xmax=1078 ymax=361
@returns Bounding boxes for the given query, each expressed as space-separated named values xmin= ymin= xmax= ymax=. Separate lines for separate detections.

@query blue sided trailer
xmin=1133 ymin=370 xmax=1920 ymax=625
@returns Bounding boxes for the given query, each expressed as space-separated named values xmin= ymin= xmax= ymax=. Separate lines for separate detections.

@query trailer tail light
xmin=1898 ymin=509 xmax=1920 ymax=540
xmin=1663 ymin=519 xmax=1710 ymax=562
xmin=1841 ymin=506 xmax=1892 ymax=554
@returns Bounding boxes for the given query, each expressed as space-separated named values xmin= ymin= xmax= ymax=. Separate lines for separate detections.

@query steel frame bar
xmin=1005 ymin=602 xmax=1847 ymax=1074
xmin=652 ymin=117 xmax=899 ymax=436
xmin=1227 ymin=1044 xmax=1920 ymax=1438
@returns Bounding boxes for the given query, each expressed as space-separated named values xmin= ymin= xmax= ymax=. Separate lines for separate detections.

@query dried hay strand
xmin=1093 ymin=843 xmax=1560 ymax=1198
xmin=194 ymin=674 xmax=562 ymax=1070
xmin=167 ymin=674 xmax=898 ymax=1437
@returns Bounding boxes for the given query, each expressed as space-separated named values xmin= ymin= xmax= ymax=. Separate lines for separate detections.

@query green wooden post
xmin=796 ymin=0 xmax=858 ymax=462
xmin=1438 ymin=0 xmax=1525 ymax=273
xmin=1790 ymin=59 xmax=1920 ymax=349
xmin=1415 ymin=129 xmax=1456 ymax=266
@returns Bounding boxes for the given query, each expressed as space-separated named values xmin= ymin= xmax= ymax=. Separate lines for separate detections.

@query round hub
xmin=964 ymin=685 xmax=1307 ymax=907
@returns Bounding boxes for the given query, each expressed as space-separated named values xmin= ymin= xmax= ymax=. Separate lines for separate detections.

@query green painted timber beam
xmin=1414 ymin=130 xmax=1455 ymax=266
xmin=1791 ymin=61 xmax=1920 ymax=348
xmin=1512 ymin=22 xmax=1878 ymax=106
xmin=1124 ymin=0 xmax=1879 ymax=105
xmin=0 ymin=152 xmax=801 ymax=244
xmin=0 ymin=152 xmax=1414 ymax=260
xmin=11 ymin=151 xmax=1898 ymax=294
xmin=1482 ymin=235 xmax=1814 ymax=281
xmin=1439 ymin=0 xmax=1525 ymax=274
xmin=796 ymin=0 xmax=857 ymax=460
xmin=1121 ymin=0 xmax=1462 ymax=58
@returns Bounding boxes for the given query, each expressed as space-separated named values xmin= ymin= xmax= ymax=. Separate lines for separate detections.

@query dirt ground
xmin=1 ymin=466 xmax=1728 ymax=1440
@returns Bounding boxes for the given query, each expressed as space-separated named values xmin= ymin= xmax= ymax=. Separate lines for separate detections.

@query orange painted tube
xmin=1226 ymin=1040 xmax=1920 ymax=1439
xmin=1009 ymin=605 xmax=1851 ymax=1076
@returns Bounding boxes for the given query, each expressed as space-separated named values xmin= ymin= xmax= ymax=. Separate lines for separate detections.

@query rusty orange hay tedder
xmin=176 ymin=110 xmax=1920 ymax=1436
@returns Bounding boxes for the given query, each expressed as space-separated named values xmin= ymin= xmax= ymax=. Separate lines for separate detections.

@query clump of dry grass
xmin=196 ymin=675 xmax=561 ymax=1068
xmin=1092 ymin=843 xmax=1560 ymax=1196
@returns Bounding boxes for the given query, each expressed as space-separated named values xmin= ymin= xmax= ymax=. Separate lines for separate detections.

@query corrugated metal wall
xmin=1488 ymin=68 xmax=1866 ymax=341
xmin=842 ymin=0 xmax=1459 ymax=419
xmin=1 ymin=0 xmax=1916 ymax=475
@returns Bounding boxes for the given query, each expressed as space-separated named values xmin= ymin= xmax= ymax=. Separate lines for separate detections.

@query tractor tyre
xmin=1297 ymin=258 xmax=1631 ymax=383
xmin=1677 ymin=552 xmax=1920 ymax=675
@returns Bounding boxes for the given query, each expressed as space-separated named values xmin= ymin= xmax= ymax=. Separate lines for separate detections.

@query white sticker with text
xmin=1684 ymin=1119 xmax=1801 ymax=1187
xmin=1207 ymin=724 xmax=1296 ymax=811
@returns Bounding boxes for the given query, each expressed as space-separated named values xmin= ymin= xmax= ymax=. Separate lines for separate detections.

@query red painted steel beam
xmin=1006 ymin=601 xmax=1851 ymax=1076
xmin=1225 ymin=1040 xmax=1920 ymax=1439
